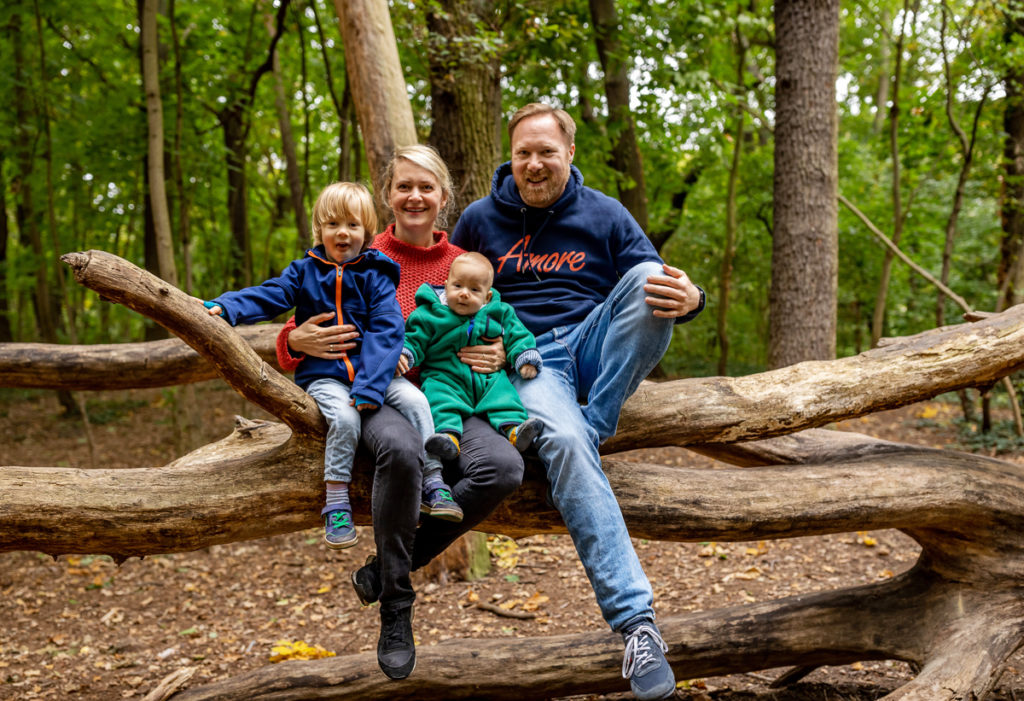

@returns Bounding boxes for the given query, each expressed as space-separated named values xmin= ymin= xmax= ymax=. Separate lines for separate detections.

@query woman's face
xmin=388 ymin=159 xmax=447 ymax=238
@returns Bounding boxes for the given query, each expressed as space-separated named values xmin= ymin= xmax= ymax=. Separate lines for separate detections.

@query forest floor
xmin=2 ymin=381 xmax=1024 ymax=700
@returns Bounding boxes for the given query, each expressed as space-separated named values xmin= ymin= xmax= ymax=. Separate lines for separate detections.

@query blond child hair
xmin=311 ymin=182 xmax=378 ymax=246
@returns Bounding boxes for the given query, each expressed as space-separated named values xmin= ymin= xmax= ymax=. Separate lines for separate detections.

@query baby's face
xmin=444 ymin=263 xmax=492 ymax=316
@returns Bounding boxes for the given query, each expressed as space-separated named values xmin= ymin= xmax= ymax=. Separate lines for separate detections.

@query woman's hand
xmin=289 ymin=311 xmax=358 ymax=360
xmin=458 ymin=336 xmax=507 ymax=374
xmin=396 ymin=355 xmax=410 ymax=376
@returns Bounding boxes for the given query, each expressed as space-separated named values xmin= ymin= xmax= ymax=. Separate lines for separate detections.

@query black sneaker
xmin=350 ymin=554 xmax=381 ymax=606
xmin=621 ymin=620 xmax=675 ymax=700
xmin=378 ymin=605 xmax=415 ymax=680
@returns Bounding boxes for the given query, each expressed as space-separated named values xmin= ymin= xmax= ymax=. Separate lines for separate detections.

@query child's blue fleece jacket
xmin=210 ymin=246 xmax=404 ymax=404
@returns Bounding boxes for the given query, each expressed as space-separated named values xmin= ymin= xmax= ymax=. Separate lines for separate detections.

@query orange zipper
xmin=308 ymin=251 xmax=359 ymax=382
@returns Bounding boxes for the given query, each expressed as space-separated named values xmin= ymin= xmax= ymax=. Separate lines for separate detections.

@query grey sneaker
xmin=621 ymin=621 xmax=675 ymax=700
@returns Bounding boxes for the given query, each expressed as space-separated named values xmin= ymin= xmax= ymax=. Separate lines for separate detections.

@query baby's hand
xmin=519 ymin=364 xmax=538 ymax=380
xmin=395 ymin=355 xmax=410 ymax=376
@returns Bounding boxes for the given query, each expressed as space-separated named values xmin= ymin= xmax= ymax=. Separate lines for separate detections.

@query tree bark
xmin=0 ymin=325 xmax=284 ymax=390
xmin=11 ymin=6 xmax=58 ymax=346
xmin=718 ymin=24 xmax=747 ymax=376
xmin=1000 ymin=0 xmax=1024 ymax=311
xmin=215 ymin=1 xmax=290 ymax=288
xmin=425 ymin=0 xmax=502 ymax=224
xmin=0 ymin=152 xmax=13 ymax=342
xmin=6 ymin=251 xmax=1024 ymax=700
xmin=142 ymin=0 xmax=178 ymax=287
xmin=57 ymin=250 xmax=322 ymax=438
xmin=588 ymin=0 xmax=648 ymax=231
xmin=332 ymin=0 xmax=417 ymax=195
xmin=170 ymin=564 xmax=1024 ymax=701
xmin=871 ymin=0 xmax=913 ymax=347
xmin=266 ymin=13 xmax=309 ymax=252
xmin=768 ymin=0 xmax=839 ymax=368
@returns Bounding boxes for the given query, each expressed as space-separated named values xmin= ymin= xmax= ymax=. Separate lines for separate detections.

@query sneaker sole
xmin=325 ymin=534 xmax=358 ymax=550
xmin=351 ymin=571 xmax=377 ymax=606
xmin=426 ymin=508 xmax=464 ymax=522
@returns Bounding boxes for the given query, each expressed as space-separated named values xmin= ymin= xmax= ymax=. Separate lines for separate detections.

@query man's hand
xmin=644 ymin=263 xmax=702 ymax=318
xmin=396 ymin=355 xmax=410 ymax=376
xmin=458 ymin=336 xmax=507 ymax=374
xmin=289 ymin=311 xmax=358 ymax=359
xmin=519 ymin=364 xmax=538 ymax=380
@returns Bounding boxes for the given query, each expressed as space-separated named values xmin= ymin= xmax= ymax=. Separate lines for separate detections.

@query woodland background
xmin=2 ymin=0 xmax=1019 ymax=385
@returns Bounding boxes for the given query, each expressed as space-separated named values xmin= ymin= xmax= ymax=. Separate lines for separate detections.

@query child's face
xmin=444 ymin=261 xmax=492 ymax=316
xmin=320 ymin=216 xmax=366 ymax=263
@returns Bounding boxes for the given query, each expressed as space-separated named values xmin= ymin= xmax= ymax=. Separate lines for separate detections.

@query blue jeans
xmin=307 ymin=376 xmax=442 ymax=483
xmin=513 ymin=261 xmax=673 ymax=631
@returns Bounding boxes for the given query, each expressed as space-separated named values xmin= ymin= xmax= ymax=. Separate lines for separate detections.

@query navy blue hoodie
xmin=452 ymin=163 xmax=703 ymax=336
xmin=210 ymin=246 xmax=404 ymax=404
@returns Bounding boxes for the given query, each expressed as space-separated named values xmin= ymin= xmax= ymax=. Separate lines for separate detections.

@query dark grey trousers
xmin=360 ymin=409 xmax=524 ymax=611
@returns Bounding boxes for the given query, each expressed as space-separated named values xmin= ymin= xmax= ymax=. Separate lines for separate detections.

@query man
xmin=452 ymin=103 xmax=704 ymax=701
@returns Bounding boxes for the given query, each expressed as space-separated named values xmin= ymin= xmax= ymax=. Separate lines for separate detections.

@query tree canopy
xmin=0 ymin=0 xmax=1015 ymax=378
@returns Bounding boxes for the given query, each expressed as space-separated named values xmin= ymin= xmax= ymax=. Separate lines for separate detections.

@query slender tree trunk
xmin=142 ymin=0 xmax=178 ymax=287
xmin=214 ymin=1 xmax=290 ymax=288
xmin=0 ymin=152 xmax=13 ymax=342
xmin=169 ymin=0 xmax=193 ymax=294
xmin=1000 ymin=0 xmax=1024 ymax=312
xmin=871 ymin=0 xmax=913 ymax=347
xmin=11 ymin=8 xmax=57 ymax=346
xmin=718 ymin=67 xmax=746 ymax=376
xmin=309 ymin=0 xmax=352 ymax=185
xmin=266 ymin=15 xmax=309 ymax=251
xmin=872 ymin=8 xmax=891 ymax=134
xmin=768 ymin=0 xmax=839 ymax=368
xmin=332 ymin=0 xmax=417 ymax=196
xmin=588 ymin=0 xmax=648 ymax=231
xmin=937 ymin=7 xmax=987 ymax=327
xmin=425 ymin=0 xmax=502 ymax=223
xmin=221 ymin=106 xmax=252 ymax=287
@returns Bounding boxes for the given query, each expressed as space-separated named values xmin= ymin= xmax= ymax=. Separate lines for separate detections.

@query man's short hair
xmin=508 ymin=103 xmax=576 ymax=147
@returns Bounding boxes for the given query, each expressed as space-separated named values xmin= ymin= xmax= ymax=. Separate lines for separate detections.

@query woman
xmin=276 ymin=145 xmax=523 ymax=680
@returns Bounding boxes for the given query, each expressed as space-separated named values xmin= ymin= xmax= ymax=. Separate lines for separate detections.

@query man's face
xmin=510 ymin=114 xmax=575 ymax=209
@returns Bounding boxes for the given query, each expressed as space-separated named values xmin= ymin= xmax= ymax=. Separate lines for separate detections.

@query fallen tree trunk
xmin=172 ymin=565 xmax=1024 ymax=701
xmin=0 ymin=325 xmax=285 ymax=390
xmin=7 ymin=250 xmax=1024 ymax=701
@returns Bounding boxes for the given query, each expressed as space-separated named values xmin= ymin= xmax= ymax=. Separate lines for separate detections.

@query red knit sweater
xmin=276 ymin=224 xmax=465 ymax=371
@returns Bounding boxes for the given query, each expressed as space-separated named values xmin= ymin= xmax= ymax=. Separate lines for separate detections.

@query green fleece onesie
xmin=402 ymin=283 xmax=541 ymax=437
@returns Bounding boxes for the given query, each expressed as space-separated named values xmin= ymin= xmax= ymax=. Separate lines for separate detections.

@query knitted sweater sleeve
xmin=275 ymin=316 xmax=303 ymax=372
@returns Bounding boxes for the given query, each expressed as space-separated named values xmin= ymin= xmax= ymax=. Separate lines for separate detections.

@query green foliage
xmin=0 ymin=0 xmax=1016 ymax=384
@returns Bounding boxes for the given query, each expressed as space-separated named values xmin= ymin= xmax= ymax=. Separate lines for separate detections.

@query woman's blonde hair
xmin=379 ymin=144 xmax=454 ymax=228
xmin=311 ymin=181 xmax=378 ymax=246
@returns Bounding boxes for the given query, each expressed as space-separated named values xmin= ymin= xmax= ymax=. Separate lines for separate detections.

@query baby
xmin=400 ymin=252 xmax=543 ymax=459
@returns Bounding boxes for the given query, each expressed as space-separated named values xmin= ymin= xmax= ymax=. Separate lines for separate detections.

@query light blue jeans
xmin=307 ymin=376 xmax=443 ymax=484
xmin=513 ymin=261 xmax=673 ymax=631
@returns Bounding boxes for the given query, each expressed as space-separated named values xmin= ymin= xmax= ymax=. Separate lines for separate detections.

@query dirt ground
xmin=2 ymin=382 xmax=1023 ymax=700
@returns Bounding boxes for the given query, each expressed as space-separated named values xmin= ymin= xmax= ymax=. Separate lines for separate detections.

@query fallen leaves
xmin=268 ymin=640 xmax=335 ymax=663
